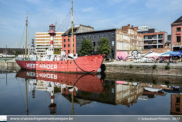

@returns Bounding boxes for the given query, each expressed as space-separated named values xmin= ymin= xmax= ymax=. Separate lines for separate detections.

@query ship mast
xmin=25 ymin=13 xmax=28 ymax=58
xmin=71 ymin=0 xmax=73 ymax=54
xmin=25 ymin=79 xmax=29 ymax=115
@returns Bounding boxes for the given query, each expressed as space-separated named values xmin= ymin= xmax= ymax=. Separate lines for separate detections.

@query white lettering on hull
xmin=39 ymin=73 xmax=57 ymax=79
xmin=26 ymin=63 xmax=36 ymax=68
xmin=39 ymin=64 xmax=57 ymax=69
xmin=26 ymin=72 xmax=57 ymax=79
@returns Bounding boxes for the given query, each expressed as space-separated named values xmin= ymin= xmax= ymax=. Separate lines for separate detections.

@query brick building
xmin=62 ymin=25 xmax=94 ymax=54
xmin=170 ymin=94 xmax=182 ymax=115
xmin=75 ymin=24 xmax=144 ymax=60
xmin=171 ymin=16 xmax=182 ymax=51
xmin=116 ymin=24 xmax=144 ymax=60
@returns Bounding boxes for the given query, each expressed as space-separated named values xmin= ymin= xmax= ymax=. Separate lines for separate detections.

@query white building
xmin=35 ymin=32 xmax=64 ymax=55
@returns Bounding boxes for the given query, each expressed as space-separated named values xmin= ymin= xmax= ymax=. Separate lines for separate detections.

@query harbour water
xmin=0 ymin=66 xmax=182 ymax=115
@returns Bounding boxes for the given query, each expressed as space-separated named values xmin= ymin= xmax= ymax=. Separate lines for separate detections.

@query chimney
xmin=128 ymin=24 xmax=130 ymax=29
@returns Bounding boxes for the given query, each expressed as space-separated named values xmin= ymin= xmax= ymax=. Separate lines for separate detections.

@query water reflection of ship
xmin=16 ymin=70 xmax=104 ymax=114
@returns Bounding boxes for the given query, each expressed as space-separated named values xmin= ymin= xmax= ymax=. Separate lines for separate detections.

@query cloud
xmin=82 ymin=7 xmax=94 ymax=12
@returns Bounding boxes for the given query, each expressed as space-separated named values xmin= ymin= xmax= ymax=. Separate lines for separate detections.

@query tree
xmin=78 ymin=38 xmax=94 ymax=56
xmin=97 ymin=37 xmax=110 ymax=56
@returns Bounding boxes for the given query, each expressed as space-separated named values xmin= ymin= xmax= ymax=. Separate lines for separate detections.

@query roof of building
xmin=62 ymin=24 xmax=94 ymax=36
xmin=75 ymin=28 xmax=116 ymax=35
xmin=172 ymin=16 xmax=182 ymax=24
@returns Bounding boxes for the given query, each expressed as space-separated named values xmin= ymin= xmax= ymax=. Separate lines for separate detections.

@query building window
xmin=98 ymin=34 xmax=100 ymax=38
xmin=77 ymin=37 xmax=79 ymax=40
xmin=112 ymin=33 xmax=115 ymax=37
xmin=77 ymin=43 xmax=79 ymax=46
xmin=112 ymin=41 xmax=114 ymax=46
xmin=93 ymin=35 xmax=95 ymax=38
xmin=68 ymin=39 xmax=70 ymax=42
xmin=64 ymin=50 xmax=66 ymax=53
xmin=93 ymin=42 xmax=95 ymax=46
xmin=85 ymin=36 xmax=87 ymax=39
xmin=177 ymin=27 xmax=181 ymax=32
xmin=73 ymin=44 xmax=74 ymax=47
xmin=81 ymin=36 xmax=83 ymax=39
xmin=107 ymin=33 xmax=109 ymax=37
xmin=102 ymin=34 xmax=105 ymax=37
xmin=177 ymin=36 xmax=181 ymax=44
xmin=64 ymin=39 xmax=66 ymax=42
xmin=68 ymin=50 xmax=70 ymax=53
xmin=152 ymin=35 xmax=157 ymax=39
xmin=89 ymin=35 xmax=91 ymax=38
xmin=73 ymin=50 xmax=74 ymax=53
xmin=144 ymin=36 xmax=148 ymax=39
xmin=64 ymin=44 xmax=66 ymax=48
xmin=158 ymin=34 xmax=163 ymax=38
xmin=176 ymin=107 xmax=180 ymax=112
xmin=68 ymin=44 xmax=70 ymax=47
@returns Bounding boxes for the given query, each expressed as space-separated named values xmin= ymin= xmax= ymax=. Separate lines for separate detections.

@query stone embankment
xmin=0 ymin=60 xmax=20 ymax=68
xmin=103 ymin=61 xmax=182 ymax=77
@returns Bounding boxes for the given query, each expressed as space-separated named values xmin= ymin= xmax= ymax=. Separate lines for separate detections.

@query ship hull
xmin=16 ymin=54 xmax=105 ymax=73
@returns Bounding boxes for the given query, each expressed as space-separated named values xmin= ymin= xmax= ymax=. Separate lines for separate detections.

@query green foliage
xmin=165 ymin=81 xmax=170 ymax=86
xmin=99 ymin=83 xmax=110 ymax=102
xmin=130 ymin=65 xmax=133 ymax=68
xmin=130 ymin=78 xmax=133 ymax=82
xmin=152 ymin=80 xmax=157 ymax=85
xmin=124 ymin=65 xmax=126 ymax=68
xmin=165 ymin=65 xmax=170 ymax=70
xmin=137 ymin=65 xmax=139 ymax=68
xmin=78 ymin=38 xmax=94 ymax=56
xmin=153 ymin=65 xmax=157 ymax=69
xmin=97 ymin=38 xmax=110 ymax=56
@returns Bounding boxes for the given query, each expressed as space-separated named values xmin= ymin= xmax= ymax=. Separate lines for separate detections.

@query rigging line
xmin=74 ymin=11 xmax=82 ymax=25
xmin=20 ymin=25 xmax=26 ymax=48
xmin=29 ymin=24 xmax=36 ymax=34
xmin=65 ymin=13 xmax=71 ymax=32
xmin=57 ymin=9 xmax=72 ymax=31
xmin=28 ymin=89 xmax=47 ymax=111
xmin=29 ymin=91 xmax=47 ymax=113
xmin=29 ymin=2 xmax=64 ymax=16
xmin=28 ymin=25 xmax=36 ymax=39
xmin=62 ymin=12 xmax=71 ymax=32
xmin=62 ymin=95 xmax=70 ymax=115
xmin=55 ymin=95 xmax=65 ymax=115
xmin=57 ymin=14 xmax=69 ymax=31
xmin=83 ymin=103 xmax=90 ymax=115
xmin=58 ymin=14 xmax=69 ymax=33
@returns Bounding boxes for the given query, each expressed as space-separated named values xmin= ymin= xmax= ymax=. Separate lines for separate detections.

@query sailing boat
xmin=15 ymin=0 xmax=105 ymax=73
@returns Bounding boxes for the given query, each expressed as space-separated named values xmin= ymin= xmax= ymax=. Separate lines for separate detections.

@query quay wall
xmin=105 ymin=73 xmax=182 ymax=85
xmin=103 ymin=64 xmax=182 ymax=77
xmin=0 ymin=61 xmax=20 ymax=68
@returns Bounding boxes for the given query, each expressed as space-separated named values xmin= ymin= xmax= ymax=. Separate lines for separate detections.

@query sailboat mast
xmin=71 ymin=0 xmax=73 ymax=54
xmin=25 ymin=13 xmax=28 ymax=58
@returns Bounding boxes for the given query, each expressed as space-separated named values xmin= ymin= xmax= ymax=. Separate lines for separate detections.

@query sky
xmin=0 ymin=0 xmax=182 ymax=48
